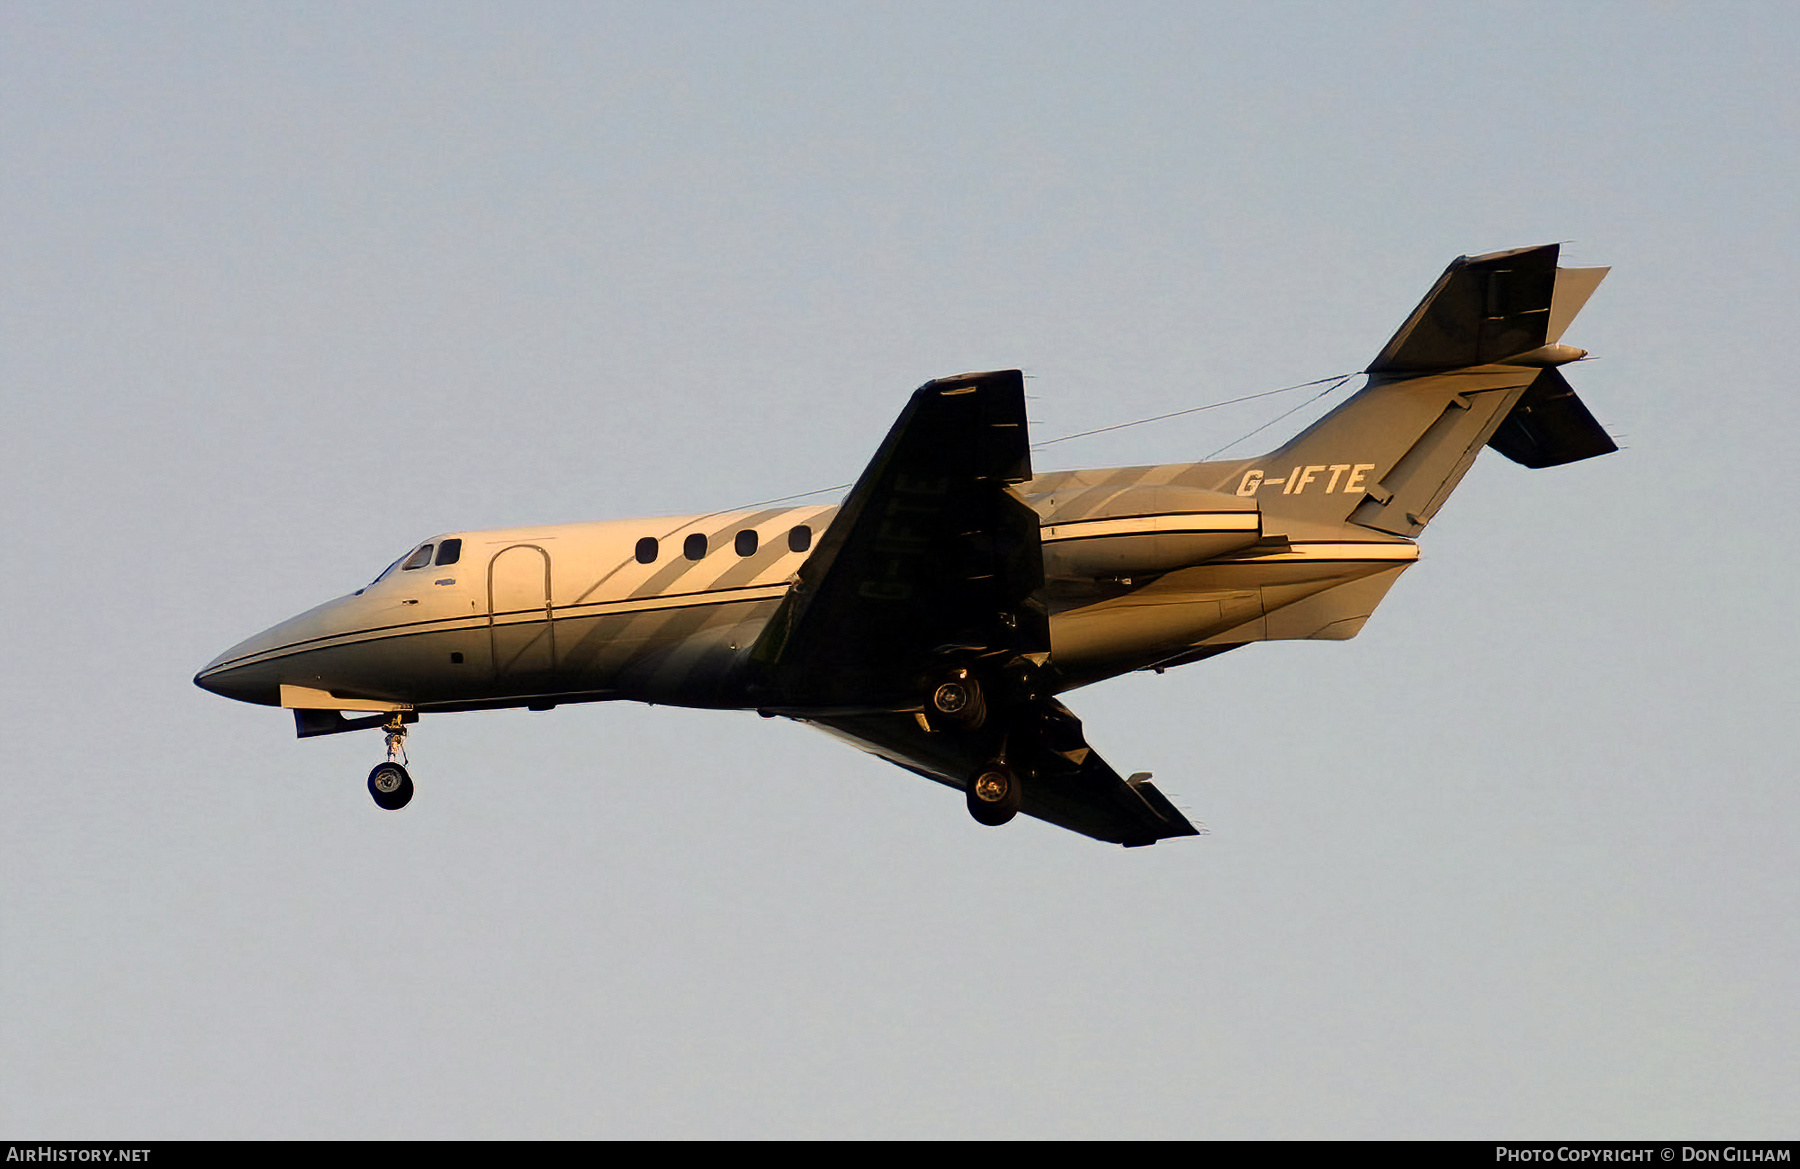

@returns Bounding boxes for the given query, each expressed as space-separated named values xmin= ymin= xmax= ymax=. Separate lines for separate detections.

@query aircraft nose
xmin=195 ymin=592 xmax=367 ymax=708
xmin=193 ymin=659 xmax=266 ymax=705
xmin=193 ymin=636 xmax=283 ymax=707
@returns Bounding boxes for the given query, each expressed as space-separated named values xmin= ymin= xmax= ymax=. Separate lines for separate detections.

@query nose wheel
xmin=368 ymin=761 xmax=414 ymax=810
xmin=367 ymin=713 xmax=415 ymax=810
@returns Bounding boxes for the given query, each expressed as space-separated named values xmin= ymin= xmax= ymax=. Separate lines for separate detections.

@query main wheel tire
xmin=966 ymin=765 xmax=1021 ymax=826
xmin=932 ymin=680 xmax=972 ymax=713
xmin=927 ymin=669 xmax=987 ymax=732
xmin=367 ymin=762 xmax=415 ymax=810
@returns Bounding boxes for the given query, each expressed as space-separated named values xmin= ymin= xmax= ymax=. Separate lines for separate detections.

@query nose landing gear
xmin=366 ymin=713 xmax=415 ymax=810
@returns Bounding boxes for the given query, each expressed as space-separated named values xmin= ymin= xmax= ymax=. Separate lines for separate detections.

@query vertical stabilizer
xmin=1191 ymin=246 xmax=1613 ymax=537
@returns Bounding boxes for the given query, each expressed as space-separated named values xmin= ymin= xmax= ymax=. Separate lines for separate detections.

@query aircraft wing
xmin=810 ymin=699 xmax=1202 ymax=846
xmin=750 ymin=369 xmax=1050 ymax=712
xmin=754 ymin=369 xmax=1197 ymax=845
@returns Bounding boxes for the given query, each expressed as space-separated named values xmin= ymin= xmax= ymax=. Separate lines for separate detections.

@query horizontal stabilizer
xmin=1485 ymin=367 xmax=1617 ymax=468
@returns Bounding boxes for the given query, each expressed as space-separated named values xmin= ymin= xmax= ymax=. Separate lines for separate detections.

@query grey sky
xmin=2 ymin=1 xmax=1795 ymax=1138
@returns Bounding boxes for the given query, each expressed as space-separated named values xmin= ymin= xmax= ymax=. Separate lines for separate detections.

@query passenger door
xmin=488 ymin=544 xmax=555 ymax=687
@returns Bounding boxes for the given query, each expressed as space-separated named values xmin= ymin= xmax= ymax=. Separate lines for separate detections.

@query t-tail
xmin=1203 ymin=243 xmax=1614 ymax=538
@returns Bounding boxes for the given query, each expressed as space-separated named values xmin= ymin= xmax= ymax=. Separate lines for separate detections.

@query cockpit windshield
xmin=360 ymin=537 xmax=464 ymax=592
xmin=362 ymin=556 xmax=405 ymax=590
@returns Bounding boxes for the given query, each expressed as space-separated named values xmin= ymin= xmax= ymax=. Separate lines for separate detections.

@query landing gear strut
xmin=966 ymin=763 xmax=1022 ymax=826
xmin=366 ymin=713 xmax=415 ymax=810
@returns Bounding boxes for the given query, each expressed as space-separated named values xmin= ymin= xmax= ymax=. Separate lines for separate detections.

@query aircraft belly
xmin=1049 ymin=583 xmax=1262 ymax=684
xmin=1260 ymin=564 xmax=1411 ymax=640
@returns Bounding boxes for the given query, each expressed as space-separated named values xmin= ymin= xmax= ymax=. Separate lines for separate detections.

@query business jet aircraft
xmin=196 ymin=244 xmax=1613 ymax=846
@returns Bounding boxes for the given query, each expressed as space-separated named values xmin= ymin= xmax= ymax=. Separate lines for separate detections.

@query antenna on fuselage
xmin=1029 ymin=373 xmax=1357 ymax=453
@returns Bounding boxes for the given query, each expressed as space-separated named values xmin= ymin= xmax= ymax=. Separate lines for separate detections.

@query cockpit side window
xmin=402 ymin=544 xmax=434 ymax=571
xmin=434 ymin=539 xmax=462 ymax=567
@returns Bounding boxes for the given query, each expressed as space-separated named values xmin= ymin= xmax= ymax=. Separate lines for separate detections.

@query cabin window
xmin=683 ymin=533 xmax=707 ymax=561
xmin=434 ymin=539 xmax=462 ymax=567
xmin=735 ymin=529 xmax=758 ymax=557
xmin=635 ymin=537 xmax=659 ymax=564
xmin=788 ymin=525 xmax=812 ymax=553
xmin=402 ymin=544 xmax=434 ymax=570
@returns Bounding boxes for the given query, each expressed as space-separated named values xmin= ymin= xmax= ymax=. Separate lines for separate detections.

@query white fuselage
xmin=195 ymin=477 xmax=1418 ymax=718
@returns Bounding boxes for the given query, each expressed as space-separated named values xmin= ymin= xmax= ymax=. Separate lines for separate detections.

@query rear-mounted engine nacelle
xmin=1037 ymin=485 xmax=1260 ymax=581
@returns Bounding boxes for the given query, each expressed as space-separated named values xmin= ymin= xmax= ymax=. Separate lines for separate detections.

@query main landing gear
xmin=924 ymin=667 xmax=1019 ymax=827
xmin=926 ymin=667 xmax=987 ymax=732
xmin=966 ymin=763 xmax=1022 ymax=827
xmin=366 ymin=713 xmax=415 ymax=810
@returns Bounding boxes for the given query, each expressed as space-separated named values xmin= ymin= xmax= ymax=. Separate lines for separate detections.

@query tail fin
xmin=1215 ymin=244 xmax=1613 ymax=537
